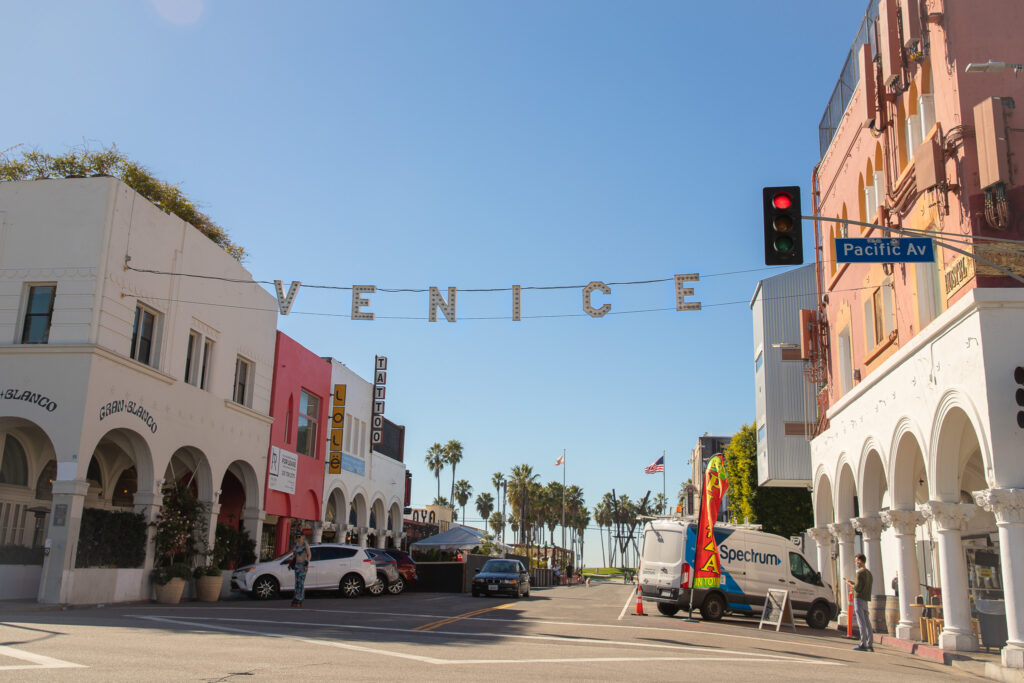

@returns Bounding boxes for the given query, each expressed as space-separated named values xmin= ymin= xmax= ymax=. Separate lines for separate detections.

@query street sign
xmin=835 ymin=237 xmax=934 ymax=263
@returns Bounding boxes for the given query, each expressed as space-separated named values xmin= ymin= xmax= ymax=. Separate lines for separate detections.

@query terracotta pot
xmin=196 ymin=574 xmax=223 ymax=602
xmin=154 ymin=577 xmax=186 ymax=604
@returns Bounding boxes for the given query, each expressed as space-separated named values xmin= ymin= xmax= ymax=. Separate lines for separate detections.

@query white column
xmin=375 ymin=530 xmax=386 ymax=549
xmin=312 ymin=521 xmax=324 ymax=544
xmin=358 ymin=527 xmax=368 ymax=547
xmin=881 ymin=508 xmax=925 ymax=640
xmin=807 ymin=526 xmax=833 ymax=578
xmin=241 ymin=507 xmax=265 ymax=560
xmin=974 ymin=488 xmax=1024 ymax=668
xmin=852 ymin=516 xmax=886 ymax=594
xmin=920 ymin=501 xmax=978 ymax=651
xmin=39 ymin=478 xmax=91 ymax=604
xmin=829 ymin=521 xmax=856 ymax=627
xmin=133 ymin=489 xmax=164 ymax=571
xmin=204 ymin=502 xmax=221 ymax=562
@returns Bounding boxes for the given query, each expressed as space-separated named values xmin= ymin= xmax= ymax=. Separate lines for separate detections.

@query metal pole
xmin=561 ymin=448 xmax=566 ymax=562
xmin=662 ymin=450 xmax=666 ymax=514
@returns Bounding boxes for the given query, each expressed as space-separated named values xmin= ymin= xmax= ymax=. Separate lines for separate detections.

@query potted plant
xmin=193 ymin=563 xmax=223 ymax=602
xmin=152 ymin=563 xmax=192 ymax=604
xmin=151 ymin=481 xmax=209 ymax=604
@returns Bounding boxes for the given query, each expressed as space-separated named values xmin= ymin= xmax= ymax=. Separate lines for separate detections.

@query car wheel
xmin=700 ymin=593 xmax=725 ymax=621
xmin=657 ymin=603 xmax=680 ymax=617
xmin=340 ymin=573 xmax=365 ymax=598
xmin=252 ymin=575 xmax=279 ymax=601
xmin=805 ymin=601 xmax=830 ymax=630
xmin=387 ymin=576 xmax=405 ymax=595
xmin=367 ymin=573 xmax=386 ymax=596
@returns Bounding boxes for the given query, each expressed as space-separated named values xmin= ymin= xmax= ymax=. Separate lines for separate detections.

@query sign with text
xmin=371 ymin=356 xmax=387 ymax=445
xmin=268 ymin=446 xmax=298 ymax=494
xmin=835 ymin=237 xmax=934 ymax=263
xmin=328 ymin=384 xmax=346 ymax=475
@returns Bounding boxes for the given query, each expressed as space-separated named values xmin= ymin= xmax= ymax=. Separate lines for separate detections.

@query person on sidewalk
xmin=845 ymin=553 xmax=874 ymax=652
xmin=290 ymin=527 xmax=311 ymax=607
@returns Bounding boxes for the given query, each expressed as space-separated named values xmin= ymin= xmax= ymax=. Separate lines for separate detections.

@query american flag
xmin=644 ymin=455 xmax=665 ymax=474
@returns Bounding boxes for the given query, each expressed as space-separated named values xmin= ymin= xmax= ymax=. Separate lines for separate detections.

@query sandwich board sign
xmin=758 ymin=589 xmax=796 ymax=632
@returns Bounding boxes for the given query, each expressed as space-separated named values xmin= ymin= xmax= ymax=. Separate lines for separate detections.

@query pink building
xmin=264 ymin=332 xmax=330 ymax=557
xmin=805 ymin=0 xmax=1024 ymax=666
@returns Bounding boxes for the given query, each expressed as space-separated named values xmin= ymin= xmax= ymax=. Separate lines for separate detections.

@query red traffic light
xmin=772 ymin=192 xmax=793 ymax=210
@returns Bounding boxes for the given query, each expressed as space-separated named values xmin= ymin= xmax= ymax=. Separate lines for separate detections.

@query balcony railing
xmin=818 ymin=0 xmax=880 ymax=159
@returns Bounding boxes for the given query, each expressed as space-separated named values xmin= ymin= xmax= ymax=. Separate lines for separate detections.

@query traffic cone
xmin=634 ymin=584 xmax=646 ymax=616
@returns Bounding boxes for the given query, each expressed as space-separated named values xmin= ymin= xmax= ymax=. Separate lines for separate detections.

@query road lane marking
xmin=0 ymin=644 xmax=86 ymax=671
xmin=617 ymin=585 xmax=636 ymax=620
xmin=132 ymin=615 xmax=841 ymax=666
xmin=413 ymin=603 xmax=514 ymax=631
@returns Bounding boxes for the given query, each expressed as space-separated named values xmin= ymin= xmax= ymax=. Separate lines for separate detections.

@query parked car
xmin=365 ymin=548 xmax=405 ymax=595
xmin=472 ymin=559 xmax=530 ymax=598
xmin=231 ymin=543 xmax=379 ymax=600
xmin=383 ymin=549 xmax=418 ymax=588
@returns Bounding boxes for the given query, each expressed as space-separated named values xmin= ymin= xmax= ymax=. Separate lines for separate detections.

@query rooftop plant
xmin=0 ymin=144 xmax=244 ymax=261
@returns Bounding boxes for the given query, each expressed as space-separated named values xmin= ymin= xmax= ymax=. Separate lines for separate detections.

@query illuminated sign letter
xmin=274 ymin=280 xmax=301 ymax=316
xmin=674 ymin=273 xmax=701 ymax=311
xmin=429 ymin=287 xmax=457 ymax=322
xmin=582 ymin=281 xmax=611 ymax=318
xmin=351 ymin=285 xmax=376 ymax=320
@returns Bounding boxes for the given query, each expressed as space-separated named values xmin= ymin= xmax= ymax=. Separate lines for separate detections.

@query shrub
xmin=153 ymin=481 xmax=208 ymax=570
xmin=0 ymin=144 xmax=245 ymax=261
xmin=152 ymin=563 xmax=192 ymax=585
xmin=75 ymin=508 xmax=146 ymax=568
xmin=213 ymin=523 xmax=256 ymax=569
xmin=0 ymin=545 xmax=45 ymax=565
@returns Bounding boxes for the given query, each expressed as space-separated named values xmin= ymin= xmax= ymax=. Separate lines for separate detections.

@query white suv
xmin=231 ymin=543 xmax=380 ymax=600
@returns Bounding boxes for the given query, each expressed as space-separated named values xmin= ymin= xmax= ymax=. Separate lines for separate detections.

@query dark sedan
xmin=472 ymin=559 xmax=530 ymax=598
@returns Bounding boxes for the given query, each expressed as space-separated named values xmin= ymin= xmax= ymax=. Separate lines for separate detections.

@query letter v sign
xmin=274 ymin=280 xmax=301 ymax=315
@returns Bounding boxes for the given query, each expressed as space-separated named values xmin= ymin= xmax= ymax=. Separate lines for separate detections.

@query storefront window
xmin=296 ymin=390 xmax=320 ymax=457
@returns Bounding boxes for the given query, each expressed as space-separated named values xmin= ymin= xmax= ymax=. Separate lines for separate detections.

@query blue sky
xmin=6 ymin=0 xmax=871 ymax=565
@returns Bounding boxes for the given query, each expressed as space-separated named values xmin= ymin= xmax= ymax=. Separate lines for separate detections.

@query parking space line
xmin=133 ymin=615 xmax=842 ymax=666
xmin=413 ymin=603 xmax=514 ymax=631
xmin=617 ymin=585 xmax=636 ymax=620
xmin=0 ymin=644 xmax=86 ymax=671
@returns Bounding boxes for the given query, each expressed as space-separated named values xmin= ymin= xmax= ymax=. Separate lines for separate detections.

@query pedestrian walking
xmin=891 ymin=571 xmax=899 ymax=598
xmin=845 ymin=553 xmax=874 ymax=651
xmin=290 ymin=526 xmax=311 ymax=607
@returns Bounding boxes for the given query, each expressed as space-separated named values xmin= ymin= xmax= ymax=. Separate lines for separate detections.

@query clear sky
xmin=6 ymin=0 xmax=872 ymax=566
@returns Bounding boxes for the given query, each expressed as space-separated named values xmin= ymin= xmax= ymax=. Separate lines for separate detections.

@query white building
xmin=320 ymin=358 xmax=405 ymax=549
xmin=0 ymin=178 xmax=276 ymax=604
xmin=751 ymin=264 xmax=817 ymax=487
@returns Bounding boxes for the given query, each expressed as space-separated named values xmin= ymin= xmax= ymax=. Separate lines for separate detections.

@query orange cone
xmin=634 ymin=584 xmax=646 ymax=616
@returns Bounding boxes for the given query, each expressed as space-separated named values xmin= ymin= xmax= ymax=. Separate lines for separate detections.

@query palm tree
xmin=454 ymin=479 xmax=472 ymax=523
xmin=593 ymin=500 xmax=610 ymax=567
xmin=544 ymin=481 xmax=563 ymax=547
xmin=507 ymin=464 xmax=538 ymax=546
xmin=492 ymin=472 xmax=507 ymax=542
xmin=444 ymin=440 xmax=464 ymax=506
xmin=476 ymin=491 xmax=495 ymax=525
xmin=425 ymin=443 xmax=445 ymax=503
xmin=488 ymin=511 xmax=504 ymax=537
xmin=653 ymin=492 xmax=668 ymax=516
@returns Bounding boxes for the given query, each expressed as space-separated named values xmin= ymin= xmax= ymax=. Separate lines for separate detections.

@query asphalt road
xmin=0 ymin=580 xmax=979 ymax=681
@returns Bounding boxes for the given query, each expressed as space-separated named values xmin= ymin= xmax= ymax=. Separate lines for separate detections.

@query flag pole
xmin=662 ymin=450 xmax=666 ymax=514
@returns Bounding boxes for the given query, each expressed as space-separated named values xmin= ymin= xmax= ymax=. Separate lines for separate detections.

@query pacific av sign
xmin=835 ymin=237 xmax=934 ymax=263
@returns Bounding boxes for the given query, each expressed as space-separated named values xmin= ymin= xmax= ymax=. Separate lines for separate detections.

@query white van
xmin=638 ymin=518 xmax=836 ymax=629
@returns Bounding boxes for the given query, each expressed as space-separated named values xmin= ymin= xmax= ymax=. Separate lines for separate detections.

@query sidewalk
xmin=871 ymin=632 xmax=1024 ymax=682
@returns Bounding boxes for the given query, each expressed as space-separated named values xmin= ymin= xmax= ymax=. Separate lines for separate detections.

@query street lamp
xmin=965 ymin=60 xmax=1024 ymax=75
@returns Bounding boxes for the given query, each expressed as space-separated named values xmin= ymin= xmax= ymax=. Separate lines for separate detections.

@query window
xmin=916 ymin=260 xmax=942 ymax=329
xmin=754 ymin=351 xmax=763 ymax=372
xmin=790 ymin=552 xmax=818 ymax=584
xmin=130 ymin=303 xmax=160 ymax=367
xmin=872 ymin=289 xmax=885 ymax=345
xmin=0 ymin=435 xmax=29 ymax=486
xmin=919 ymin=94 xmax=936 ymax=138
xmin=866 ymin=283 xmax=896 ymax=351
xmin=318 ymin=546 xmax=357 ymax=560
xmin=185 ymin=332 xmax=214 ymax=389
xmin=233 ymin=356 xmax=254 ymax=407
xmin=757 ymin=424 xmax=766 ymax=442
xmin=295 ymin=390 xmax=320 ymax=458
xmin=838 ymin=326 xmax=853 ymax=394
xmin=21 ymin=285 xmax=56 ymax=344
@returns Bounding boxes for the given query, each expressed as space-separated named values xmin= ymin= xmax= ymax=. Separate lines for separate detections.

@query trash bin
xmin=975 ymin=599 xmax=1007 ymax=652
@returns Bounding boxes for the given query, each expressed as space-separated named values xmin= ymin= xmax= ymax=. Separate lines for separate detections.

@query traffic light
xmin=763 ymin=186 xmax=804 ymax=265
xmin=1015 ymin=366 xmax=1024 ymax=429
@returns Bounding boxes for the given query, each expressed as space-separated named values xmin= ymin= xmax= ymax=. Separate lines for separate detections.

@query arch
xmin=829 ymin=225 xmax=839 ymax=276
xmin=223 ymin=459 xmax=261 ymax=512
xmin=858 ymin=439 xmax=888 ymax=515
xmin=371 ymin=496 xmax=386 ymax=530
xmin=896 ymin=98 xmax=908 ymax=169
xmin=813 ymin=468 xmax=834 ymax=527
xmin=932 ymin=392 xmax=989 ymax=502
xmin=387 ymin=500 xmax=402 ymax=532
xmin=836 ymin=459 xmax=858 ymax=520
xmin=874 ymin=144 xmax=884 ymax=184
xmin=350 ymin=491 xmax=368 ymax=528
xmin=0 ymin=433 xmax=29 ymax=486
xmin=165 ymin=445 xmax=213 ymax=502
xmin=907 ymin=81 xmax=919 ymax=116
xmin=890 ymin=419 xmax=929 ymax=509
xmin=325 ymin=484 xmax=349 ymax=531
xmin=82 ymin=428 xmax=155 ymax=510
